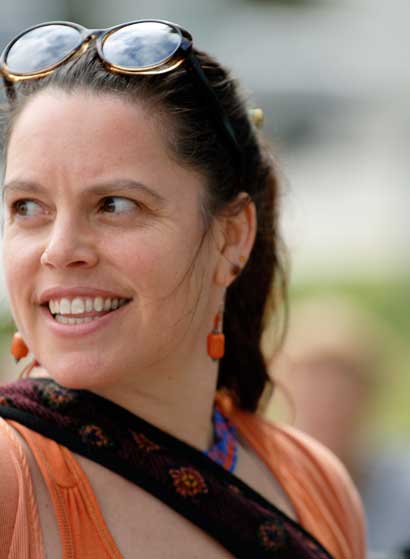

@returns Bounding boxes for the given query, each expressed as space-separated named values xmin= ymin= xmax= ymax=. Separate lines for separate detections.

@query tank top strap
xmin=8 ymin=420 xmax=123 ymax=559
xmin=0 ymin=418 xmax=45 ymax=559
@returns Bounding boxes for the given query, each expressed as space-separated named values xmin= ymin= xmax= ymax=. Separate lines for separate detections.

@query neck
xmin=92 ymin=349 xmax=219 ymax=451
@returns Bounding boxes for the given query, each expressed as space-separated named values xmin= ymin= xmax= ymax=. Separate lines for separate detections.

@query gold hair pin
xmin=248 ymin=108 xmax=264 ymax=129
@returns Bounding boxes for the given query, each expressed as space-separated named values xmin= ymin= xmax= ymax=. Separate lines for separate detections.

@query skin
xmin=2 ymin=89 xmax=256 ymax=450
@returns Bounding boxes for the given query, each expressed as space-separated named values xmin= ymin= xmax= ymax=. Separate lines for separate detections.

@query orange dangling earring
xmin=207 ymin=303 xmax=225 ymax=361
xmin=11 ymin=332 xmax=29 ymax=363
xmin=11 ymin=332 xmax=39 ymax=379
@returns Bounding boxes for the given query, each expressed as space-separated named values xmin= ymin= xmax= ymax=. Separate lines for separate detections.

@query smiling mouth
xmin=44 ymin=296 xmax=131 ymax=325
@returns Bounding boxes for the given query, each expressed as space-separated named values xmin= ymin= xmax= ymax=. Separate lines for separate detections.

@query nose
xmin=40 ymin=215 xmax=98 ymax=270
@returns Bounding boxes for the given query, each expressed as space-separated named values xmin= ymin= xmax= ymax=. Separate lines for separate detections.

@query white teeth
xmin=55 ymin=315 xmax=95 ymax=325
xmin=94 ymin=296 xmax=104 ymax=312
xmin=48 ymin=296 xmax=128 ymax=316
xmin=71 ymin=297 xmax=85 ymax=314
xmin=59 ymin=298 xmax=71 ymax=314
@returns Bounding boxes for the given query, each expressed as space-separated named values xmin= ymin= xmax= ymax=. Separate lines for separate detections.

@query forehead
xmin=7 ymin=90 xmax=163 ymax=174
xmin=5 ymin=90 xmax=205 ymax=199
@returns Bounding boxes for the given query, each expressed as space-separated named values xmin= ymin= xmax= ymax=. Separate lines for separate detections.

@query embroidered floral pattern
xmin=0 ymin=395 xmax=13 ymax=407
xmin=131 ymin=431 xmax=160 ymax=453
xmin=170 ymin=467 xmax=208 ymax=497
xmin=79 ymin=424 xmax=114 ymax=448
xmin=258 ymin=520 xmax=286 ymax=551
xmin=37 ymin=383 xmax=76 ymax=409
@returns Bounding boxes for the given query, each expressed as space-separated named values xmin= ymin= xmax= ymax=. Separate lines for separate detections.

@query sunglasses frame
xmin=0 ymin=19 xmax=241 ymax=158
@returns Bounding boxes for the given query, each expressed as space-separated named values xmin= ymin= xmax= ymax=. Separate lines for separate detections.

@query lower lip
xmin=40 ymin=303 xmax=131 ymax=338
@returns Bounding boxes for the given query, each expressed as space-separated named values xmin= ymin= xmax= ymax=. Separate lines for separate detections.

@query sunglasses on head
xmin=0 ymin=19 xmax=241 ymax=159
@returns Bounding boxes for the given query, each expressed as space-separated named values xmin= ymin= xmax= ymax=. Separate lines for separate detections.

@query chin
xmin=40 ymin=351 xmax=118 ymax=391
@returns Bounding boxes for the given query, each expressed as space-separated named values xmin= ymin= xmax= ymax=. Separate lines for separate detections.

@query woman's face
xmin=3 ymin=90 xmax=221 ymax=388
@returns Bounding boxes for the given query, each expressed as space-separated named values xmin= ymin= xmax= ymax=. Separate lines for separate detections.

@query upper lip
xmin=37 ymin=287 xmax=132 ymax=305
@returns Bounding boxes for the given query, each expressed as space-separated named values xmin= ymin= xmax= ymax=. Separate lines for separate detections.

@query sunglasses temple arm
xmin=185 ymin=53 xmax=241 ymax=160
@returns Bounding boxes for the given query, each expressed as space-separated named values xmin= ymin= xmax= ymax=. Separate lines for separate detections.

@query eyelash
xmin=8 ymin=196 xmax=142 ymax=219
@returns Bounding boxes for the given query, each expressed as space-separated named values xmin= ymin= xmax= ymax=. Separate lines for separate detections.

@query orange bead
xmin=11 ymin=332 xmax=29 ymax=361
xmin=207 ymin=332 xmax=225 ymax=360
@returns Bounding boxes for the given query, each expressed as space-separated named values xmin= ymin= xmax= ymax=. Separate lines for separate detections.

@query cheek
xmin=111 ymin=223 xmax=206 ymax=297
xmin=109 ymin=226 xmax=213 ymax=347
xmin=2 ymin=232 xmax=40 ymax=324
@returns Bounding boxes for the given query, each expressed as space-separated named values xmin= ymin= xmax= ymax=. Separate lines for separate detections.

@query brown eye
xmin=100 ymin=196 xmax=138 ymax=214
xmin=12 ymin=199 xmax=42 ymax=217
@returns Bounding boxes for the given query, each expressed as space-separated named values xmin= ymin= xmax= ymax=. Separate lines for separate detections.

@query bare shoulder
xmin=234 ymin=435 xmax=298 ymax=521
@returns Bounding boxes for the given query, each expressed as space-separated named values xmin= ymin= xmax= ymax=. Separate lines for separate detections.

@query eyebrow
xmin=2 ymin=179 xmax=166 ymax=205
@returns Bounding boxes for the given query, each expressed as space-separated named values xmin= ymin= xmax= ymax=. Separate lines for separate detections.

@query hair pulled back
xmin=1 ymin=44 xmax=286 ymax=412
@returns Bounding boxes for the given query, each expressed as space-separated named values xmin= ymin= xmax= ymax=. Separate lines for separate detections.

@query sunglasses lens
xmin=6 ymin=24 xmax=82 ymax=75
xmin=102 ymin=22 xmax=181 ymax=69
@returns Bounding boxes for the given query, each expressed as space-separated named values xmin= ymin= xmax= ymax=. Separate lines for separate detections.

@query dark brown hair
xmin=1 ymin=46 xmax=286 ymax=412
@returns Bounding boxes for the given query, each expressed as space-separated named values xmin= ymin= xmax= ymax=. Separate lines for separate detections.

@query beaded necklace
xmin=205 ymin=405 xmax=238 ymax=473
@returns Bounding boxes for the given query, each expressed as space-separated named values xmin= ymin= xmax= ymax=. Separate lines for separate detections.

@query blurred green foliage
xmin=291 ymin=279 xmax=410 ymax=337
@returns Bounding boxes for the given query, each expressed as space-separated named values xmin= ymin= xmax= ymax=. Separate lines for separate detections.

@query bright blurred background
xmin=1 ymin=0 xmax=409 ymax=555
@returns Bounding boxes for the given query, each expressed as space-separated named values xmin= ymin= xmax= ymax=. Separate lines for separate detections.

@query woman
xmin=0 ymin=20 xmax=365 ymax=558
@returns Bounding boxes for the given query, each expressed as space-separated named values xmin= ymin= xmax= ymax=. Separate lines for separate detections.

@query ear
xmin=213 ymin=193 xmax=257 ymax=287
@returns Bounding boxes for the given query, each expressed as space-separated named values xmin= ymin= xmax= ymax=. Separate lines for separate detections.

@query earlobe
xmin=213 ymin=194 xmax=257 ymax=287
